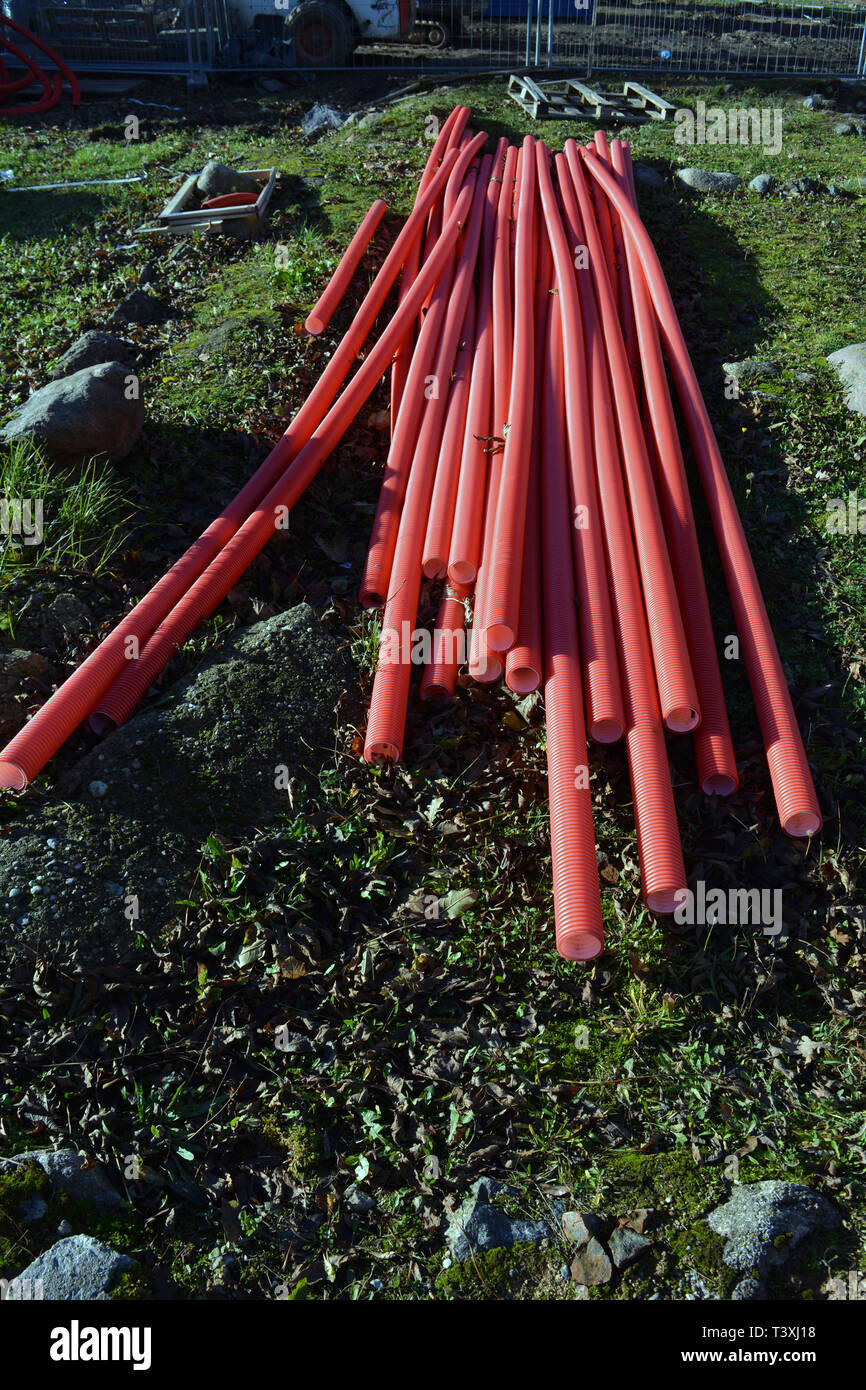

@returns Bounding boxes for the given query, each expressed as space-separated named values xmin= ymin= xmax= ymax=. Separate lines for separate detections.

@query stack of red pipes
xmin=0 ymin=106 xmax=821 ymax=961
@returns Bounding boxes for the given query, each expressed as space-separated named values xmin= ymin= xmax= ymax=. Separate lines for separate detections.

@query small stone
xmin=834 ymin=122 xmax=857 ymax=136
xmin=749 ymin=173 xmax=775 ymax=196
xmin=7 ymin=1235 xmax=133 ymax=1300
xmin=723 ymin=359 xmax=780 ymax=383
xmin=561 ymin=1210 xmax=604 ymax=1246
xmin=301 ymin=104 xmax=345 ymax=139
xmin=803 ymin=93 xmax=832 ymax=110
xmin=18 ymin=1194 xmax=48 ymax=1223
xmin=632 ymin=162 xmax=665 ymax=189
xmin=780 ymin=177 xmax=826 ymax=198
xmin=444 ymin=1177 xmax=553 ymax=1262
xmin=677 ymin=168 xmax=742 ymax=193
xmin=108 ymin=288 xmax=164 ymax=326
xmin=609 ymin=1225 xmax=652 ymax=1270
xmin=570 ymin=1237 xmax=613 ymax=1286
xmin=89 ymin=781 xmax=109 ymax=799
xmin=196 ymin=161 xmax=260 ymax=199
xmin=343 ymin=1183 xmax=377 ymax=1215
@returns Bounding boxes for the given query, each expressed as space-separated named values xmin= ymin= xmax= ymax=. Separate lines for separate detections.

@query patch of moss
xmin=434 ymin=1241 xmax=574 ymax=1302
xmin=669 ymin=1219 xmax=739 ymax=1298
xmin=107 ymin=1268 xmax=150 ymax=1300
xmin=0 ymin=1160 xmax=51 ymax=1277
xmin=601 ymin=1149 xmax=727 ymax=1223
xmin=260 ymin=1120 xmax=321 ymax=1182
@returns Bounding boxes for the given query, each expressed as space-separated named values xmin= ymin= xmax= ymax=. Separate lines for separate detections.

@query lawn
xmin=0 ymin=72 xmax=864 ymax=1301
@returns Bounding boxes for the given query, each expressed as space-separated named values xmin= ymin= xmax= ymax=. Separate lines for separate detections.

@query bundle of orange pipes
xmin=0 ymin=106 xmax=821 ymax=962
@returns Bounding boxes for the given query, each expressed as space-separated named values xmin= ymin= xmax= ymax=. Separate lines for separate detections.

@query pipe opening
xmin=784 ymin=810 xmax=821 ymax=838
xmin=485 ymin=622 xmax=514 ymax=652
xmin=448 ymin=560 xmax=476 ymax=585
xmin=0 ymin=760 xmax=27 ymax=792
xmin=591 ymin=717 xmax=625 ymax=744
xmin=89 ymin=711 xmax=119 ymax=737
xmin=646 ymin=886 xmax=684 ymax=914
xmin=702 ymin=773 xmax=737 ymax=797
xmin=665 ymin=706 xmax=701 ymax=734
xmin=505 ymin=667 xmax=540 ymax=694
xmin=558 ymin=931 xmax=604 ymax=961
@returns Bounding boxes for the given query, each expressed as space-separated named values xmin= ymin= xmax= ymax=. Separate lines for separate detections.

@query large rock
xmin=677 ymin=168 xmax=742 ymax=193
xmin=107 ymin=289 xmax=164 ymax=327
xmin=706 ymin=1181 xmax=841 ymax=1297
xmin=827 ymin=342 xmax=866 ymax=415
xmin=0 ymin=362 xmax=144 ymax=463
xmin=47 ymin=331 xmax=136 ymax=381
xmin=0 ymin=1150 xmax=123 ymax=1210
xmin=196 ymin=160 xmax=260 ymax=198
xmin=632 ymin=162 xmax=666 ymax=190
xmin=444 ymin=1178 xmax=553 ymax=1262
xmin=5 ymin=1236 xmax=133 ymax=1300
xmin=0 ymin=604 xmax=354 ymax=962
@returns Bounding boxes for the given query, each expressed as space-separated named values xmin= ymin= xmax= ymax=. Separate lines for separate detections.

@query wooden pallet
xmin=508 ymin=75 xmax=679 ymax=125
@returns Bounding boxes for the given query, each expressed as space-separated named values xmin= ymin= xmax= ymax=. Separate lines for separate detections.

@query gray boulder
xmin=0 ymin=361 xmax=143 ymax=463
xmin=0 ymin=1150 xmax=123 ymax=1210
xmin=0 ymin=604 xmax=354 ymax=963
xmin=803 ymin=93 xmax=832 ymax=110
xmin=677 ymin=168 xmax=742 ymax=193
xmin=608 ymin=1225 xmax=652 ymax=1270
xmin=444 ymin=1178 xmax=553 ymax=1262
xmin=108 ymin=289 xmax=164 ymax=327
xmin=827 ymin=342 xmax=866 ymax=415
xmin=6 ymin=1236 xmax=134 ymax=1300
xmin=47 ymin=331 xmax=136 ymax=381
xmin=196 ymin=161 xmax=260 ymax=199
xmin=706 ymin=1181 xmax=841 ymax=1295
xmin=749 ymin=173 xmax=775 ymax=195
xmin=780 ymin=177 xmax=826 ymax=198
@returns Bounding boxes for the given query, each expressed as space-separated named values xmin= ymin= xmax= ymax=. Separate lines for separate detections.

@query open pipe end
xmin=0 ymin=760 xmax=27 ymax=791
xmin=364 ymin=740 xmax=400 ymax=766
xmin=505 ymin=666 xmax=541 ymax=695
xmin=646 ymin=886 xmax=686 ymax=915
xmin=89 ymin=711 xmax=119 ymax=737
xmin=419 ymin=682 xmax=453 ymax=703
xmin=304 ymin=315 xmax=324 ymax=336
xmin=469 ymin=655 xmax=503 ymax=684
xmin=784 ymin=810 xmax=822 ymax=838
xmin=357 ymin=589 xmax=385 ymax=610
xmin=591 ymin=717 xmax=625 ymax=745
xmin=422 ymin=557 xmax=447 ymax=581
xmin=557 ymin=930 xmax=604 ymax=962
xmin=665 ymin=706 xmax=701 ymax=734
xmin=702 ymin=772 xmax=738 ymax=797
xmin=447 ymin=560 xmax=476 ymax=586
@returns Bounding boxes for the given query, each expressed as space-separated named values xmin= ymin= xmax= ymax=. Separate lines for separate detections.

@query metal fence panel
xmin=4 ymin=0 xmax=865 ymax=80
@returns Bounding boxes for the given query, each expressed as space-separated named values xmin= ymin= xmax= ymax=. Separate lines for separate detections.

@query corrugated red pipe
xmin=581 ymin=147 xmax=822 ymax=839
xmin=305 ymin=198 xmax=387 ymax=336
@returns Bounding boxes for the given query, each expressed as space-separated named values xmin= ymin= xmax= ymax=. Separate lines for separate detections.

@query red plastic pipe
xmin=504 ymin=232 xmax=550 ymax=695
xmin=594 ymin=131 xmax=641 ymax=402
xmin=390 ymin=106 xmax=468 ymax=430
xmin=421 ymin=273 xmax=479 ymax=578
xmin=484 ymin=136 xmax=539 ymax=655
xmin=0 ymin=171 xmax=472 ymax=788
xmin=0 ymin=35 xmax=60 ymax=116
xmin=557 ymin=151 xmax=688 ymax=913
xmin=90 ymin=150 xmax=460 ymax=730
xmin=612 ymin=139 xmax=738 ymax=797
xmin=535 ymin=143 xmax=624 ymax=744
xmin=562 ymin=143 xmax=700 ymax=736
xmin=364 ymin=166 xmax=487 ymax=764
xmin=305 ymin=199 xmax=387 ymax=336
xmin=419 ymin=581 xmax=472 ymax=702
xmin=447 ymin=139 xmax=506 ymax=587
xmin=0 ymin=13 xmax=80 ymax=107
xmin=543 ymin=290 xmax=605 ymax=960
xmin=357 ymin=132 xmax=487 ymax=608
xmin=468 ymin=142 xmax=517 ymax=684
xmin=580 ymin=147 xmax=822 ymax=839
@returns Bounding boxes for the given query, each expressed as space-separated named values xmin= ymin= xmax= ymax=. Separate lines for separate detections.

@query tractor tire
xmin=288 ymin=1 xmax=354 ymax=68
